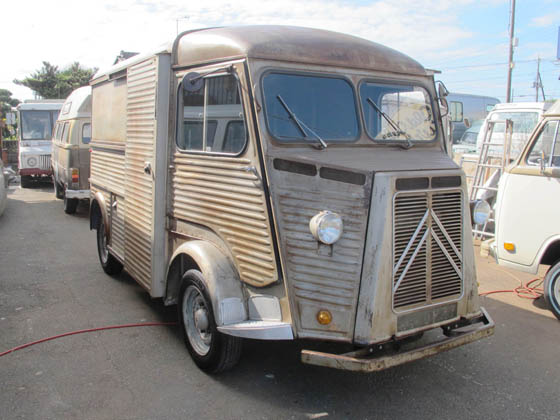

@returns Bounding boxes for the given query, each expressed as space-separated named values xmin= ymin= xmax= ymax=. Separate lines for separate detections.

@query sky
xmin=1 ymin=0 xmax=558 ymax=103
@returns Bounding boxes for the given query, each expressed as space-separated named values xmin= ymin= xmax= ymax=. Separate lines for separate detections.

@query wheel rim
xmin=182 ymin=285 xmax=212 ymax=356
xmin=98 ymin=223 xmax=109 ymax=263
xmin=554 ymin=274 xmax=560 ymax=303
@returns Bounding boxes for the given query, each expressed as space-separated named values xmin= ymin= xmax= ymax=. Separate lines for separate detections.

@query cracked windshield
xmin=360 ymin=82 xmax=436 ymax=142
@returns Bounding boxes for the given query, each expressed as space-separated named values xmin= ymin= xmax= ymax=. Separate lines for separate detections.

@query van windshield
xmin=262 ymin=73 xmax=359 ymax=143
xmin=21 ymin=110 xmax=57 ymax=140
xmin=360 ymin=82 xmax=436 ymax=143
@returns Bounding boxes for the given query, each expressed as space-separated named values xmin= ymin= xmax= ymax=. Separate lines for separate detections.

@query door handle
xmin=144 ymin=161 xmax=152 ymax=176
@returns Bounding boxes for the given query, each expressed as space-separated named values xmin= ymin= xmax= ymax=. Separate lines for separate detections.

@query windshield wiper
xmin=276 ymin=95 xmax=327 ymax=150
xmin=366 ymin=97 xmax=413 ymax=149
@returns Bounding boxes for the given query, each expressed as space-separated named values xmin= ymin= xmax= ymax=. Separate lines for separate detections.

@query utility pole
xmin=534 ymin=57 xmax=546 ymax=102
xmin=506 ymin=0 xmax=516 ymax=103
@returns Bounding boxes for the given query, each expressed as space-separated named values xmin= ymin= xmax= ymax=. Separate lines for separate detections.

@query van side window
xmin=527 ymin=121 xmax=559 ymax=167
xmin=61 ymin=122 xmax=70 ymax=143
xmin=177 ymin=73 xmax=247 ymax=154
xmin=449 ymin=101 xmax=463 ymax=122
xmin=82 ymin=123 xmax=91 ymax=144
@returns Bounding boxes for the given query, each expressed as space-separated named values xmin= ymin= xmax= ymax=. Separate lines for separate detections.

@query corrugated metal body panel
xmin=392 ymin=188 xmax=463 ymax=311
xmin=124 ymin=58 xmax=157 ymax=290
xmin=170 ymin=154 xmax=278 ymax=287
xmin=90 ymin=148 xmax=126 ymax=196
xmin=268 ymin=162 xmax=371 ymax=341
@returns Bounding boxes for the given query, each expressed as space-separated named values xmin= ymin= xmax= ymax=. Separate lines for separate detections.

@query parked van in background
xmin=52 ymin=87 xmax=92 ymax=214
xmin=17 ymin=100 xmax=64 ymax=187
xmin=89 ymin=26 xmax=493 ymax=373
xmin=484 ymin=100 xmax=560 ymax=319
xmin=447 ymin=93 xmax=499 ymax=143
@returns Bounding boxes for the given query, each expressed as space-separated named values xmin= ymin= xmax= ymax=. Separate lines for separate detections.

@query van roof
xmin=491 ymin=102 xmax=551 ymax=112
xmin=544 ymin=100 xmax=560 ymax=116
xmin=57 ymin=86 xmax=92 ymax=121
xmin=93 ymin=26 xmax=427 ymax=82
xmin=17 ymin=101 xmax=64 ymax=111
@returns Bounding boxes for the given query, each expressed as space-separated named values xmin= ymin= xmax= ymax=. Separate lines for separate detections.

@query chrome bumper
xmin=301 ymin=307 xmax=494 ymax=372
xmin=65 ymin=189 xmax=90 ymax=199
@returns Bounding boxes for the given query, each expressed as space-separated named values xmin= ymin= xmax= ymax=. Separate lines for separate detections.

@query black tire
xmin=54 ymin=179 xmax=64 ymax=199
xmin=63 ymin=195 xmax=79 ymax=214
xmin=544 ymin=261 xmax=560 ymax=320
xmin=21 ymin=175 xmax=32 ymax=188
xmin=178 ymin=270 xmax=242 ymax=373
xmin=96 ymin=221 xmax=123 ymax=275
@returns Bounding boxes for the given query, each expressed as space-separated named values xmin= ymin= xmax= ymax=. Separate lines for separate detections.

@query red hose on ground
xmin=0 ymin=322 xmax=177 ymax=358
xmin=479 ymin=277 xmax=544 ymax=299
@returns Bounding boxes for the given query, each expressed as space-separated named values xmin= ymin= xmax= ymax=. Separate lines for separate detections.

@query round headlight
xmin=472 ymin=200 xmax=491 ymax=225
xmin=27 ymin=157 xmax=37 ymax=168
xmin=309 ymin=211 xmax=343 ymax=245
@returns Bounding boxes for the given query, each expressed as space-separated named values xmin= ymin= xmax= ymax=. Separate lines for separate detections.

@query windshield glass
xmin=360 ymin=82 xmax=436 ymax=142
xmin=21 ymin=110 xmax=55 ymax=140
xmin=262 ymin=73 xmax=359 ymax=143
xmin=490 ymin=111 xmax=539 ymax=135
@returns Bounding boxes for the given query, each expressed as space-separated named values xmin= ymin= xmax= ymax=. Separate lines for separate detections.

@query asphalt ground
xmin=0 ymin=181 xmax=559 ymax=420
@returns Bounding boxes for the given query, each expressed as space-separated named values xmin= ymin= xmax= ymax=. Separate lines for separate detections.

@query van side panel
xmin=124 ymin=58 xmax=158 ymax=291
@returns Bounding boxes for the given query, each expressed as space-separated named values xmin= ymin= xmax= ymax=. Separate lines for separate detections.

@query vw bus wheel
xmin=544 ymin=261 xmax=560 ymax=320
xmin=178 ymin=270 xmax=242 ymax=373
xmin=54 ymin=179 xmax=64 ymax=199
xmin=63 ymin=196 xmax=79 ymax=214
xmin=96 ymin=221 xmax=123 ymax=275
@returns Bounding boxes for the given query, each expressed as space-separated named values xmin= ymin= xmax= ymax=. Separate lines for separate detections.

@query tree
xmin=14 ymin=61 xmax=97 ymax=99
xmin=0 ymin=89 xmax=20 ymax=139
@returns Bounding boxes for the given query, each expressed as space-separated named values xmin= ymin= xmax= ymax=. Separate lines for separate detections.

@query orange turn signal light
xmin=504 ymin=242 xmax=515 ymax=252
xmin=71 ymin=168 xmax=79 ymax=183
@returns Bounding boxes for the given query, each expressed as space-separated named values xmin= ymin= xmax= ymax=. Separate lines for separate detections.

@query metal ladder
xmin=467 ymin=119 xmax=513 ymax=240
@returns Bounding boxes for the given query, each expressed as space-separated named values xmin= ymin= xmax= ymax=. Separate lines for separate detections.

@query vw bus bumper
xmin=65 ymin=189 xmax=90 ymax=199
xmin=301 ymin=307 xmax=493 ymax=372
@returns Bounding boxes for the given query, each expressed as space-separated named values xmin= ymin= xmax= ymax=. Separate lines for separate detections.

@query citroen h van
xmin=52 ymin=86 xmax=92 ymax=214
xmin=16 ymin=100 xmax=63 ymax=187
xmin=89 ymin=26 xmax=493 ymax=372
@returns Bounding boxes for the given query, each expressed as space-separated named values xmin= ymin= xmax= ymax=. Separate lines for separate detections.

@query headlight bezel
xmin=309 ymin=211 xmax=344 ymax=245
xmin=472 ymin=199 xmax=491 ymax=225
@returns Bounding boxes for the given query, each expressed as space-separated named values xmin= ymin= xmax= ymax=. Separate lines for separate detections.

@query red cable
xmin=479 ymin=277 xmax=544 ymax=300
xmin=0 ymin=322 xmax=177 ymax=358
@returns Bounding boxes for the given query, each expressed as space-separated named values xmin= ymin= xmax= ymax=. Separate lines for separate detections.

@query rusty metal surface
xmin=266 ymin=156 xmax=372 ymax=341
xmin=169 ymin=154 xmax=278 ymax=287
xmin=301 ymin=307 xmax=494 ymax=372
xmin=175 ymin=26 xmax=427 ymax=76
xmin=123 ymin=58 xmax=158 ymax=291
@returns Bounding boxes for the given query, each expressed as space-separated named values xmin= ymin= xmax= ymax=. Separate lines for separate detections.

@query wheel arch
xmin=165 ymin=240 xmax=246 ymax=327
xmin=89 ymin=192 xmax=109 ymax=238
xmin=537 ymin=236 xmax=560 ymax=267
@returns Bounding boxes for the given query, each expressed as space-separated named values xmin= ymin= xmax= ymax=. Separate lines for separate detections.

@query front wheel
xmin=96 ymin=221 xmax=123 ymax=275
xmin=544 ymin=261 xmax=560 ymax=320
xmin=178 ymin=270 xmax=242 ymax=373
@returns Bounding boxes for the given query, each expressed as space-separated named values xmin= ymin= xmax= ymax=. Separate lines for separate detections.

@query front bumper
xmin=19 ymin=168 xmax=52 ymax=176
xmin=301 ymin=307 xmax=494 ymax=372
xmin=65 ymin=189 xmax=90 ymax=200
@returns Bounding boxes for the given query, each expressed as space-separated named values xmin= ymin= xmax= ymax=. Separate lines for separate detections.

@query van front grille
xmin=393 ymin=188 xmax=463 ymax=311
xmin=39 ymin=155 xmax=51 ymax=170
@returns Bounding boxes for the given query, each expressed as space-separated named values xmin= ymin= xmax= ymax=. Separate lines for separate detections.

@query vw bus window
xmin=360 ymin=82 xmax=436 ymax=142
xmin=82 ymin=123 xmax=92 ymax=144
xmin=61 ymin=122 xmax=70 ymax=143
xmin=527 ymin=121 xmax=559 ymax=167
xmin=262 ymin=73 xmax=359 ymax=143
xmin=178 ymin=74 xmax=246 ymax=154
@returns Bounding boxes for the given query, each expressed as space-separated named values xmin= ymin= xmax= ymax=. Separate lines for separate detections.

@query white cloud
xmin=530 ymin=11 xmax=560 ymax=27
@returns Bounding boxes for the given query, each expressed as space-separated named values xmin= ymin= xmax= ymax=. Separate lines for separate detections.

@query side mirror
xmin=182 ymin=72 xmax=204 ymax=92
xmin=437 ymin=81 xmax=449 ymax=98
xmin=464 ymin=118 xmax=471 ymax=129
xmin=435 ymin=81 xmax=449 ymax=117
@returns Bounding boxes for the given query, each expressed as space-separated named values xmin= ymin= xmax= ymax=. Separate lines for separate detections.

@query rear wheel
xmin=96 ymin=221 xmax=123 ymax=275
xmin=63 ymin=195 xmax=78 ymax=214
xmin=178 ymin=270 xmax=242 ymax=373
xmin=544 ymin=261 xmax=560 ymax=320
